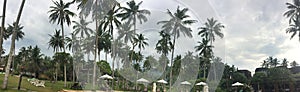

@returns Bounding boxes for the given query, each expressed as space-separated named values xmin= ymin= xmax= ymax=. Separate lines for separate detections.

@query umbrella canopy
xmin=232 ymin=82 xmax=243 ymax=86
xmin=99 ymin=74 xmax=113 ymax=80
xmin=196 ymin=82 xmax=207 ymax=86
xmin=157 ymin=79 xmax=168 ymax=84
xmin=180 ymin=81 xmax=191 ymax=85
xmin=137 ymin=78 xmax=149 ymax=83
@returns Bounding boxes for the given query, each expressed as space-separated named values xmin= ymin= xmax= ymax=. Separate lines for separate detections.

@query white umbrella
xmin=196 ymin=82 xmax=207 ymax=86
xmin=232 ymin=82 xmax=244 ymax=86
xmin=180 ymin=81 xmax=191 ymax=85
xmin=99 ymin=74 xmax=113 ymax=80
xmin=157 ymin=79 xmax=168 ymax=84
xmin=137 ymin=78 xmax=149 ymax=83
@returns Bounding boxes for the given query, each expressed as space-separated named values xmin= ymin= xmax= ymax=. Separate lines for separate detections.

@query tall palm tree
xmin=48 ymin=29 xmax=63 ymax=82
xmin=155 ymin=31 xmax=173 ymax=56
xmin=65 ymin=33 xmax=81 ymax=52
xmin=97 ymin=30 xmax=111 ymax=61
xmin=134 ymin=33 xmax=148 ymax=52
xmin=195 ymin=38 xmax=213 ymax=78
xmin=198 ymin=18 xmax=224 ymax=45
xmin=82 ymin=37 xmax=95 ymax=60
xmin=117 ymin=0 xmax=150 ymax=33
xmin=0 ymin=0 xmax=7 ymax=56
xmin=48 ymin=29 xmax=64 ymax=52
xmin=72 ymin=17 xmax=93 ymax=37
xmin=132 ymin=33 xmax=148 ymax=90
xmin=281 ymin=58 xmax=289 ymax=67
xmin=48 ymin=0 xmax=76 ymax=52
xmin=75 ymin=0 xmax=118 ymax=89
xmin=195 ymin=38 xmax=213 ymax=58
xmin=2 ymin=0 xmax=26 ymax=89
xmin=53 ymin=52 xmax=72 ymax=87
xmin=157 ymin=6 xmax=196 ymax=88
xmin=30 ymin=46 xmax=44 ymax=78
xmin=6 ymin=23 xmax=25 ymax=41
xmin=101 ymin=4 xmax=121 ymax=37
xmin=5 ymin=23 xmax=25 ymax=74
xmin=101 ymin=4 xmax=121 ymax=87
xmin=2 ymin=27 xmax=12 ymax=40
xmin=72 ymin=17 xmax=93 ymax=40
xmin=75 ymin=0 xmax=118 ymax=19
xmin=284 ymin=0 xmax=300 ymax=41
xmin=117 ymin=22 xmax=136 ymax=44
xmin=198 ymin=18 xmax=224 ymax=80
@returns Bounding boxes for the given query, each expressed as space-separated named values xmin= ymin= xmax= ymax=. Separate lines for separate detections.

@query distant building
xmin=254 ymin=67 xmax=268 ymax=73
xmin=289 ymin=66 xmax=300 ymax=74
xmin=237 ymin=70 xmax=252 ymax=78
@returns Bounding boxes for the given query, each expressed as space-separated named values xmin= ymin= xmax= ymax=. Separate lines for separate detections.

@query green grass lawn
xmin=0 ymin=74 xmax=73 ymax=92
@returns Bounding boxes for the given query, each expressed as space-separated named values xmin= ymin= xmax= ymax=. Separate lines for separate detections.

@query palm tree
xmin=157 ymin=6 xmax=196 ymax=88
xmin=155 ymin=31 xmax=172 ymax=80
xmin=281 ymin=58 xmax=289 ymax=67
xmin=117 ymin=0 xmax=150 ymax=33
xmin=48 ymin=29 xmax=64 ymax=52
xmin=97 ymin=30 xmax=111 ymax=61
xmin=48 ymin=0 xmax=76 ymax=52
xmin=284 ymin=0 xmax=300 ymax=41
xmin=65 ymin=33 xmax=80 ymax=52
xmin=101 ymin=4 xmax=121 ymax=87
xmin=117 ymin=22 xmax=136 ymax=44
xmin=290 ymin=61 xmax=298 ymax=67
xmin=101 ymin=4 xmax=121 ymax=37
xmin=82 ymin=37 xmax=95 ymax=60
xmin=261 ymin=60 xmax=270 ymax=68
xmin=72 ymin=17 xmax=93 ymax=39
xmin=2 ymin=0 xmax=26 ymax=89
xmin=155 ymin=31 xmax=173 ymax=56
xmin=195 ymin=38 xmax=213 ymax=58
xmin=134 ymin=33 xmax=148 ymax=52
xmin=132 ymin=33 xmax=148 ymax=89
xmin=48 ymin=29 xmax=63 ymax=82
xmin=53 ymin=52 xmax=72 ymax=87
xmin=198 ymin=18 xmax=224 ymax=45
xmin=198 ymin=18 xmax=224 ymax=80
xmin=2 ymin=27 xmax=12 ymax=40
xmin=195 ymin=38 xmax=213 ymax=78
xmin=75 ymin=0 xmax=118 ymax=19
xmin=268 ymin=57 xmax=280 ymax=67
xmin=75 ymin=0 xmax=118 ymax=89
xmin=6 ymin=23 xmax=24 ymax=41
xmin=30 ymin=46 xmax=43 ymax=78
xmin=0 ymin=0 xmax=7 ymax=57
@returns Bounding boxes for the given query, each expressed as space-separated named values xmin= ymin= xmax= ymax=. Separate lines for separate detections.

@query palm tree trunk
xmin=2 ymin=0 xmax=25 ymax=89
xmin=55 ymin=62 xmax=58 ymax=82
xmin=60 ymin=16 xmax=67 ymax=88
xmin=92 ymin=18 xmax=99 ymax=90
xmin=111 ymin=22 xmax=115 ymax=90
xmin=64 ymin=63 xmax=67 ymax=87
xmin=61 ymin=20 xmax=65 ymax=52
xmin=169 ymin=26 xmax=177 ymax=90
xmin=105 ymin=53 xmax=108 ymax=61
xmin=134 ymin=15 xmax=136 ymax=33
xmin=0 ymin=0 xmax=7 ymax=56
xmin=72 ymin=65 xmax=75 ymax=82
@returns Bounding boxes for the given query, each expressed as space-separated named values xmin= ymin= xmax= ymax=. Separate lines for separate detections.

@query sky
xmin=0 ymin=0 xmax=300 ymax=73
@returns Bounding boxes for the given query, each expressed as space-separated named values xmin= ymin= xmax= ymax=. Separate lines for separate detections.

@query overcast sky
xmin=1 ymin=0 xmax=300 ymax=73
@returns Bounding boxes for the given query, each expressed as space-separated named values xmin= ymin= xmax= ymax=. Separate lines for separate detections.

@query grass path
xmin=0 ymin=74 xmax=72 ymax=92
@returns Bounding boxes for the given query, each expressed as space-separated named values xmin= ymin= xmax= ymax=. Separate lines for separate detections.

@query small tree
xmin=290 ymin=61 xmax=298 ymax=68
